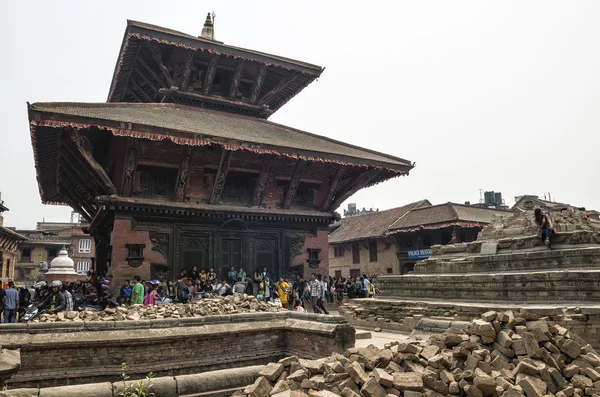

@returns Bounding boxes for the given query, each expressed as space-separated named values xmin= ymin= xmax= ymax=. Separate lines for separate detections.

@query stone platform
xmin=0 ymin=311 xmax=355 ymax=389
xmin=378 ymin=267 xmax=600 ymax=302
xmin=342 ymin=209 xmax=600 ymax=346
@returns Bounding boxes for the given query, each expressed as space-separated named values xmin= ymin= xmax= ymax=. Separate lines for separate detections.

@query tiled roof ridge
xmin=447 ymin=202 xmax=460 ymax=221
xmin=328 ymin=200 xmax=430 ymax=244
xmin=126 ymin=20 xmax=324 ymax=72
xmin=0 ymin=226 xmax=27 ymax=242
xmin=385 ymin=199 xmax=431 ymax=228
xmin=341 ymin=200 xmax=426 ymax=219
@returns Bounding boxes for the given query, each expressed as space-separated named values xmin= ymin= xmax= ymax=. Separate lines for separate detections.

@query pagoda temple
xmin=27 ymin=15 xmax=414 ymax=284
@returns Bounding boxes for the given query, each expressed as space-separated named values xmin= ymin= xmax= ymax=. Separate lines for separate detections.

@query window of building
xmin=22 ymin=248 xmax=31 ymax=258
xmin=222 ymin=172 xmax=256 ymax=204
xmin=386 ymin=267 xmax=393 ymax=274
xmin=334 ymin=246 xmax=344 ymax=258
xmin=126 ymin=244 xmax=146 ymax=267
xmin=350 ymin=268 xmax=361 ymax=278
xmin=135 ymin=165 xmax=177 ymax=198
xmin=211 ymin=67 xmax=234 ymax=97
xmin=352 ymin=242 xmax=360 ymax=264
xmin=76 ymin=261 xmax=90 ymax=275
xmin=79 ymin=239 xmax=92 ymax=254
xmin=48 ymin=249 xmax=58 ymax=259
xmin=401 ymin=263 xmax=415 ymax=275
xmin=460 ymin=232 xmax=467 ymax=243
xmin=292 ymin=182 xmax=319 ymax=209
xmin=369 ymin=240 xmax=378 ymax=262
xmin=335 ymin=270 xmax=342 ymax=278
xmin=307 ymin=248 xmax=321 ymax=269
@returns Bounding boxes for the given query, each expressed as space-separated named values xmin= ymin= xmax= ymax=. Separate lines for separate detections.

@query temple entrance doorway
xmin=220 ymin=237 xmax=242 ymax=279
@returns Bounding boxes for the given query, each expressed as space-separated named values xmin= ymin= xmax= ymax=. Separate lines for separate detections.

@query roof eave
xmin=29 ymin=107 xmax=413 ymax=174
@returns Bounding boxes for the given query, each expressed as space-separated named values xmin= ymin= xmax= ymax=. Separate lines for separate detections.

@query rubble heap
xmin=36 ymin=294 xmax=283 ymax=322
xmin=240 ymin=311 xmax=600 ymax=397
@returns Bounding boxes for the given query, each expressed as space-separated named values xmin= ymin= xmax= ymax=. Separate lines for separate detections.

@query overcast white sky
xmin=1 ymin=1 xmax=599 ymax=229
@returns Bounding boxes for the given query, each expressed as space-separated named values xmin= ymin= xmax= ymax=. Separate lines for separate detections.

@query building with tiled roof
xmin=14 ymin=221 xmax=94 ymax=285
xmin=26 ymin=16 xmax=414 ymax=284
xmin=0 ymin=199 xmax=27 ymax=284
xmin=328 ymin=201 xmax=513 ymax=277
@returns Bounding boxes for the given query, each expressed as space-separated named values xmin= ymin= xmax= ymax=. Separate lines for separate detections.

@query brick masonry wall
xmin=292 ymin=229 xmax=329 ymax=278
xmin=2 ymin=312 xmax=355 ymax=389
xmin=111 ymin=217 xmax=167 ymax=287
xmin=328 ymin=238 xmax=400 ymax=277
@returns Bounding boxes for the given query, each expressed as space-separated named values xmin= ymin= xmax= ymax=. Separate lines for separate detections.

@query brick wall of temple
xmin=292 ymin=229 xmax=329 ymax=279
xmin=110 ymin=216 xmax=167 ymax=286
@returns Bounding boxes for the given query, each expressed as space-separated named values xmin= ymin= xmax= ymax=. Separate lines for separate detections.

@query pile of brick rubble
xmin=35 ymin=294 xmax=282 ymax=322
xmin=240 ymin=311 xmax=600 ymax=397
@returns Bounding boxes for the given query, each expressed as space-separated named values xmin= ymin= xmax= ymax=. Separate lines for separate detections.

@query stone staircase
xmin=341 ymin=209 xmax=600 ymax=346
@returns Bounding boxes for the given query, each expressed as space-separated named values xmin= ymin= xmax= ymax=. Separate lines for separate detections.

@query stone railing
xmin=1 ymin=311 xmax=355 ymax=390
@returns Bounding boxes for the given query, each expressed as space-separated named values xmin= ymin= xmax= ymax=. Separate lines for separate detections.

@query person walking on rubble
xmin=534 ymin=208 xmax=556 ymax=250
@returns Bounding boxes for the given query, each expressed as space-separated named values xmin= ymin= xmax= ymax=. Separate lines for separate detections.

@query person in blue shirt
xmin=119 ymin=279 xmax=133 ymax=305
xmin=362 ymin=275 xmax=371 ymax=299
xmin=4 ymin=281 xmax=19 ymax=323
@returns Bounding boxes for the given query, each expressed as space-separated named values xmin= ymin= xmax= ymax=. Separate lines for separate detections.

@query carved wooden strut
xmin=283 ymin=159 xmax=305 ymax=209
xmin=209 ymin=149 xmax=233 ymax=204
xmin=252 ymin=154 xmax=275 ymax=206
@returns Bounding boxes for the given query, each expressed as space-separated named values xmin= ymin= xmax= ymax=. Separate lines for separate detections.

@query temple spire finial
xmin=201 ymin=11 xmax=216 ymax=40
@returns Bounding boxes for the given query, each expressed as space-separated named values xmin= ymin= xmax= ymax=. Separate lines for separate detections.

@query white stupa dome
xmin=48 ymin=246 xmax=77 ymax=275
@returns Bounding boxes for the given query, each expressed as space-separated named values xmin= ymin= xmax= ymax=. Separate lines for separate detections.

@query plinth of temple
xmin=378 ymin=208 xmax=600 ymax=302
xmin=341 ymin=208 xmax=600 ymax=346
xmin=44 ymin=245 xmax=79 ymax=283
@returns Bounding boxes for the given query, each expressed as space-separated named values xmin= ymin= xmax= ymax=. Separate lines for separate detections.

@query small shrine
xmin=45 ymin=246 xmax=78 ymax=283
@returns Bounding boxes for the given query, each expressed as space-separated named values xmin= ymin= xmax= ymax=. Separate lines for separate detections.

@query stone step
xmin=378 ymin=268 xmax=600 ymax=302
xmin=414 ymin=246 xmax=600 ymax=274
xmin=354 ymin=330 xmax=372 ymax=339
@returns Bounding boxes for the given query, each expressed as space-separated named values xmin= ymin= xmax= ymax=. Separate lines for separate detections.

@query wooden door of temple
xmin=181 ymin=237 xmax=209 ymax=275
xmin=220 ymin=238 xmax=242 ymax=279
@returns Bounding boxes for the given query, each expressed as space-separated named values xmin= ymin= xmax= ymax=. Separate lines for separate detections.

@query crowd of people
xmin=113 ymin=266 xmax=377 ymax=315
xmin=0 ymin=271 xmax=118 ymax=322
xmin=0 ymin=267 xmax=376 ymax=322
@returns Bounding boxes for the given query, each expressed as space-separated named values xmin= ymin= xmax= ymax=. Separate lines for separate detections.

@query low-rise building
xmin=388 ymin=202 xmax=512 ymax=274
xmin=328 ymin=200 xmax=430 ymax=278
xmin=15 ymin=221 xmax=94 ymax=285
xmin=328 ymin=201 xmax=512 ymax=277
xmin=0 ymin=200 xmax=26 ymax=284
